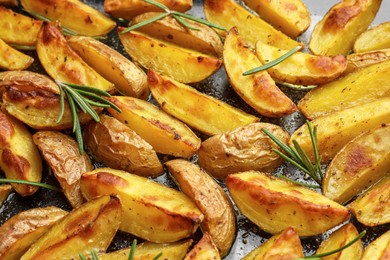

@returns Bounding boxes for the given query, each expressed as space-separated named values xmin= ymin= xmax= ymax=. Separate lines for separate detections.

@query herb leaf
xmin=0 ymin=178 xmax=61 ymax=192
xmin=128 ymin=239 xmax=137 ymax=260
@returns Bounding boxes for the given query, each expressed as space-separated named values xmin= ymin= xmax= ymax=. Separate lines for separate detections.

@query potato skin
xmin=198 ymin=123 xmax=289 ymax=179
xmin=84 ymin=114 xmax=163 ymax=177
xmin=184 ymin=232 xmax=221 ymax=260
xmin=0 ymin=184 xmax=12 ymax=205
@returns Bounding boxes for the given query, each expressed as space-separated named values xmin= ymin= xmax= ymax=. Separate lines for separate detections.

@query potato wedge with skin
xmin=67 ymin=36 xmax=149 ymax=99
xmin=131 ymin=12 xmax=223 ymax=58
xmin=361 ymin=230 xmax=390 ymax=260
xmin=197 ymin=123 xmax=289 ymax=180
xmin=21 ymin=0 xmax=115 ymax=37
xmin=0 ymin=207 xmax=67 ymax=260
xmin=166 ymin=159 xmax=236 ymax=257
xmin=309 ymin=0 xmax=382 ymax=56
xmin=0 ymin=110 xmax=42 ymax=196
xmin=226 ymin=171 xmax=350 ymax=236
xmin=33 ymin=131 xmax=92 ymax=208
xmin=0 ymin=184 xmax=11 ymax=205
xmin=291 ymin=97 xmax=390 ymax=162
xmin=345 ymin=48 xmax=390 ymax=75
xmin=204 ymin=0 xmax=302 ymax=49
xmin=316 ymin=223 xmax=363 ymax=260
xmin=223 ymin=28 xmax=297 ymax=117
xmin=37 ymin=22 xmax=115 ymax=93
xmin=104 ymin=0 xmax=192 ymax=20
xmin=80 ymin=168 xmax=204 ymax=243
xmin=242 ymin=227 xmax=303 ymax=260
xmin=255 ymin=41 xmax=347 ymax=85
xmin=349 ymin=175 xmax=390 ymax=226
xmin=84 ymin=114 xmax=163 ymax=177
xmin=107 ymin=96 xmax=200 ymax=158
xmin=0 ymin=0 xmax=17 ymax=6
xmin=119 ymin=28 xmax=222 ymax=84
xmin=353 ymin=22 xmax=390 ymax=53
xmin=21 ymin=195 xmax=121 ymax=260
xmin=184 ymin=233 xmax=221 ymax=260
xmin=148 ymin=70 xmax=259 ymax=136
xmin=0 ymin=38 xmax=33 ymax=70
xmin=323 ymin=124 xmax=390 ymax=204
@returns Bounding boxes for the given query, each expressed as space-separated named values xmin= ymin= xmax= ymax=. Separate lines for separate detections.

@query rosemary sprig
xmin=243 ymin=45 xmax=302 ymax=76
xmin=128 ymin=239 xmax=137 ymax=260
xmin=9 ymin=44 xmax=36 ymax=51
xmin=0 ymin=178 xmax=61 ymax=192
xmin=24 ymin=10 xmax=77 ymax=36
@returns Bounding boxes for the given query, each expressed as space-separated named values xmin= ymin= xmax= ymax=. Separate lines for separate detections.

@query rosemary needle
xmin=0 ymin=178 xmax=61 ymax=192
xmin=128 ymin=239 xmax=137 ymax=260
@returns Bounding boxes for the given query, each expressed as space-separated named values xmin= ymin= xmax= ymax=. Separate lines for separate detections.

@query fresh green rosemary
xmin=128 ymin=239 xmax=137 ymax=260
xmin=0 ymin=178 xmax=61 ymax=192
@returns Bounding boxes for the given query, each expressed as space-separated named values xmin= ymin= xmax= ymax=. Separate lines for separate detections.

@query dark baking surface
xmin=0 ymin=1 xmax=389 ymax=259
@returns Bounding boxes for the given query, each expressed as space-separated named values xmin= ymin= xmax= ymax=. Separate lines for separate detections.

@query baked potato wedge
xmin=84 ymin=114 xmax=163 ymax=177
xmin=37 ymin=22 xmax=115 ymax=93
xmin=255 ymin=40 xmax=347 ymax=85
xmin=242 ymin=227 xmax=303 ymax=260
xmin=21 ymin=195 xmax=121 ymax=260
xmin=80 ymin=168 xmax=204 ymax=243
xmin=0 ymin=110 xmax=42 ymax=196
xmin=353 ymin=22 xmax=390 ymax=53
xmin=309 ymin=0 xmax=382 ymax=56
xmin=0 ymin=206 xmax=67 ymax=260
xmin=166 ymin=159 xmax=236 ymax=257
xmin=119 ymin=28 xmax=222 ymax=84
xmin=184 ymin=232 xmax=220 ymax=260
xmin=148 ymin=70 xmax=259 ymax=135
xmin=349 ymin=175 xmax=390 ymax=226
xmin=224 ymin=28 xmax=297 ymax=117
xmin=107 ymin=96 xmax=200 ymax=158
xmin=0 ymin=184 xmax=11 ymax=205
xmin=67 ymin=36 xmax=149 ymax=99
xmin=0 ymin=38 xmax=33 ymax=70
xmin=33 ymin=131 xmax=92 ymax=208
xmin=291 ymin=97 xmax=390 ymax=162
xmin=104 ymin=0 xmax=192 ymax=20
xmin=345 ymin=48 xmax=390 ymax=75
xmin=21 ymin=0 xmax=115 ymax=36
xmin=226 ymin=171 xmax=350 ymax=236
xmin=322 ymin=124 xmax=390 ymax=204
xmin=0 ymin=0 xmax=17 ymax=6
xmin=361 ymin=230 xmax=390 ymax=260
xmin=197 ymin=122 xmax=289 ymax=179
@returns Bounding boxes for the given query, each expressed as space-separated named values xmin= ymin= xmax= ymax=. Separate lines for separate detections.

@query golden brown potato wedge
xmin=0 ymin=207 xmax=67 ymax=260
xmin=242 ymin=227 xmax=303 ymax=260
xmin=21 ymin=0 xmax=115 ymax=36
xmin=226 ymin=171 xmax=350 ymax=236
xmin=223 ymin=28 xmax=297 ymax=117
xmin=0 ymin=38 xmax=33 ymax=70
xmin=104 ymin=0 xmax=192 ymax=20
xmin=197 ymin=123 xmax=289 ymax=179
xmin=67 ymin=36 xmax=149 ymax=99
xmin=80 ymin=168 xmax=204 ymax=243
xmin=322 ymin=124 xmax=390 ymax=204
xmin=21 ymin=195 xmax=121 ymax=260
xmin=204 ymin=0 xmax=302 ymax=49
xmin=119 ymin=28 xmax=222 ymax=83
xmin=166 ymin=159 xmax=236 ymax=257
xmin=148 ymin=70 xmax=259 ymax=135
xmin=0 ymin=184 xmax=11 ymax=205
xmin=84 ymin=114 xmax=163 ymax=177
xmin=255 ymin=40 xmax=347 ymax=85
xmin=37 ymin=22 xmax=115 ymax=93
xmin=353 ymin=22 xmax=390 ymax=53
xmin=33 ymin=131 xmax=92 ymax=208
xmin=0 ymin=110 xmax=42 ymax=196
xmin=291 ymin=97 xmax=390 ymax=162
xmin=298 ymin=59 xmax=390 ymax=120
xmin=361 ymin=230 xmax=390 ymax=260
xmin=309 ymin=0 xmax=382 ymax=56
xmin=131 ymin=12 xmax=223 ymax=58
xmin=241 ymin=0 xmax=310 ymax=38
xmin=345 ymin=48 xmax=390 ymax=74
xmin=349 ymin=175 xmax=390 ymax=226
xmin=107 ymin=96 xmax=200 ymax=158
xmin=0 ymin=0 xmax=17 ymax=6
xmin=184 ymin=233 xmax=221 ymax=260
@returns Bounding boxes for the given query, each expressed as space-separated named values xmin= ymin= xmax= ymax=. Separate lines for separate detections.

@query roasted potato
xmin=119 ymin=28 xmax=222 ymax=84
xmin=67 ymin=36 xmax=149 ymax=99
xmin=107 ymin=96 xmax=200 ymax=158
xmin=0 ymin=0 xmax=17 ymax=6
xmin=0 ymin=206 xmax=67 ymax=260
xmin=84 ymin=114 xmax=163 ymax=177
xmin=0 ymin=184 xmax=11 ymax=205
xmin=0 ymin=38 xmax=33 ymax=70
xmin=184 ymin=232 xmax=221 ymax=260
xmin=242 ymin=227 xmax=303 ymax=260
xmin=148 ymin=70 xmax=259 ymax=135
xmin=197 ymin=123 xmax=289 ymax=179
xmin=322 ymin=124 xmax=390 ymax=204
xmin=80 ymin=168 xmax=204 ymax=243
xmin=223 ymin=28 xmax=297 ymax=117
xmin=361 ymin=230 xmax=390 ymax=260
xmin=33 ymin=131 xmax=92 ymax=208
xmin=166 ymin=159 xmax=236 ymax=257
xmin=226 ymin=171 xmax=350 ymax=236
xmin=345 ymin=48 xmax=390 ymax=74
xmin=353 ymin=22 xmax=390 ymax=53
xmin=21 ymin=195 xmax=121 ymax=260
xmin=309 ymin=0 xmax=382 ymax=56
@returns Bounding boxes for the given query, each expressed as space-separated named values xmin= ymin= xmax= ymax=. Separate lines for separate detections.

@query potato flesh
xmin=184 ymin=233 xmax=221 ymax=260
xmin=345 ymin=48 xmax=390 ymax=74
xmin=353 ymin=22 xmax=390 ymax=53
xmin=361 ymin=230 xmax=390 ymax=260
xmin=0 ymin=185 xmax=11 ymax=205
xmin=0 ymin=38 xmax=33 ymax=70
